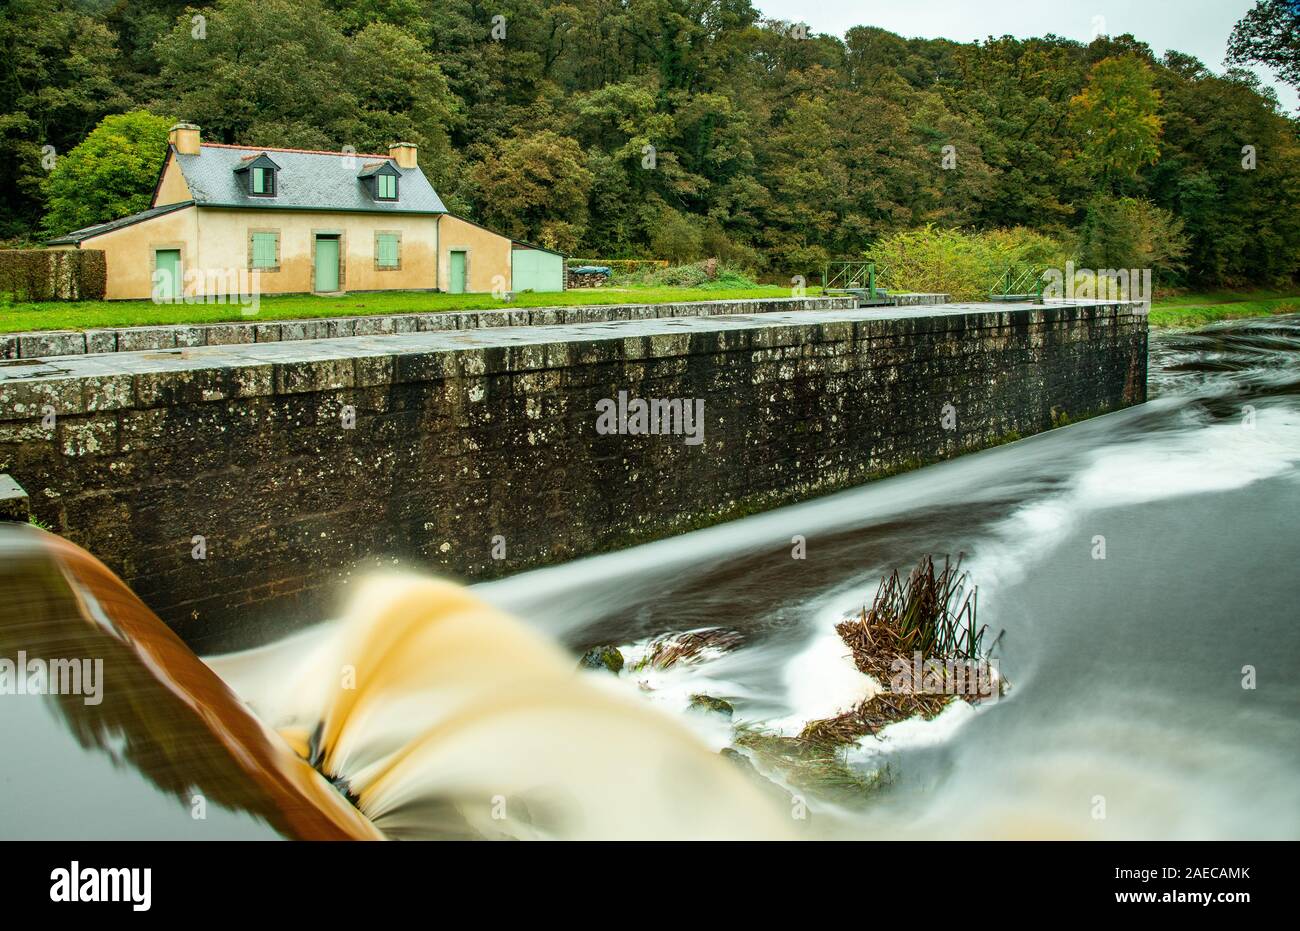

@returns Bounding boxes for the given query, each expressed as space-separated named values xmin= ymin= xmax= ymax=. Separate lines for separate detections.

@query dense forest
xmin=3 ymin=0 xmax=1299 ymax=288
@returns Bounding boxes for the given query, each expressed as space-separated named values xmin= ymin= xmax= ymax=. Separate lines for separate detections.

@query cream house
xmin=47 ymin=123 xmax=564 ymax=300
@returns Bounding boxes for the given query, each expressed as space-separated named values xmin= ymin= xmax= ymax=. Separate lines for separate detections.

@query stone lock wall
xmin=0 ymin=301 xmax=1147 ymax=648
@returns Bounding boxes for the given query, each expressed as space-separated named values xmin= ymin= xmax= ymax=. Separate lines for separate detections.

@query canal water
xmin=462 ymin=313 xmax=1300 ymax=839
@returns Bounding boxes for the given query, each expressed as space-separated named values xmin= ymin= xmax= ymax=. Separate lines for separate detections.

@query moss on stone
xmin=577 ymin=645 xmax=624 ymax=674
xmin=688 ymin=694 xmax=734 ymax=716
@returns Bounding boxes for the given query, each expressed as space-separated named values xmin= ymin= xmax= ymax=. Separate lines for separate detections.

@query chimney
xmin=169 ymin=122 xmax=201 ymax=156
xmin=388 ymin=142 xmax=418 ymax=169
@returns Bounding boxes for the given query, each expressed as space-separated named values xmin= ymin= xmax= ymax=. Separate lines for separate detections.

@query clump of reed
xmin=798 ymin=691 xmax=952 ymax=745
xmin=843 ymin=554 xmax=985 ymax=667
xmin=705 ymin=558 xmax=1005 ymax=811
xmin=796 ymin=555 xmax=1003 ymax=746
xmin=632 ymin=628 xmax=744 ymax=671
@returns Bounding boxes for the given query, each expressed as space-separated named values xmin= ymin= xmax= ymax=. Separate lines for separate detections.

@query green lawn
xmin=1149 ymin=289 xmax=1300 ymax=329
xmin=0 ymin=285 xmax=797 ymax=333
xmin=6 ymin=284 xmax=1298 ymax=334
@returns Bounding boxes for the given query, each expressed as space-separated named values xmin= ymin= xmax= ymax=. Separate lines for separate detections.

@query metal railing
xmin=989 ymin=265 xmax=1050 ymax=303
xmin=823 ymin=261 xmax=891 ymax=299
xmin=824 ymin=260 xmax=1052 ymax=303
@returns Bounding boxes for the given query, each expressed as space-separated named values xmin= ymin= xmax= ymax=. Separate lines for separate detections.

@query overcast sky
xmin=755 ymin=0 xmax=1298 ymax=112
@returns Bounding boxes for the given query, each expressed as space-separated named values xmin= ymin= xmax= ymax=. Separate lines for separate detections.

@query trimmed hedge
xmin=0 ymin=249 xmax=107 ymax=302
xmin=568 ymin=258 xmax=669 ymax=273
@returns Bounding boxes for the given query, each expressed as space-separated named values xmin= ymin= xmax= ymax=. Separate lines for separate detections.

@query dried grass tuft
xmin=796 ymin=554 xmax=1003 ymax=746
xmin=633 ymin=628 xmax=744 ymax=671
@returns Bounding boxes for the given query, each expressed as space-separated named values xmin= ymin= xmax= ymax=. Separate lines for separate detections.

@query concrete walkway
xmin=0 ymin=300 xmax=1141 ymax=396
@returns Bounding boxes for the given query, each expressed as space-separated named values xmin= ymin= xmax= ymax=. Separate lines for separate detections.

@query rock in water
xmin=578 ymin=645 xmax=625 ymax=674
xmin=689 ymin=694 xmax=734 ymax=716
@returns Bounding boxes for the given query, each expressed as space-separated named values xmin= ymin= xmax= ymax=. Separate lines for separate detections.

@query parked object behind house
xmin=568 ymin=265 xmax=612 ymax=288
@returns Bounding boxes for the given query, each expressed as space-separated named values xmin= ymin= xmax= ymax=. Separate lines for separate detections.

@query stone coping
xmin=0 ymin=300 xmax=1144 ymax=423
xmin=0 ymin=296 xmax=861 ymax=361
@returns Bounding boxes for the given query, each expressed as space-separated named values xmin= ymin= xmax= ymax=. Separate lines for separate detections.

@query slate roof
xmin=46 ymin=200 xmax=195 ymax=245
xmin=172 ymin=144 xmax=447 ymax=214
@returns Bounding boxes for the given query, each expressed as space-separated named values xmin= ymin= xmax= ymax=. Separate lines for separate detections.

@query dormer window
xmin=251 ymin=166 xmax=273 ymax=195
xmin=235 ymin=153 xmax=280 ymax=197
xmin=359 ymin=161 xmax=400 ymax=202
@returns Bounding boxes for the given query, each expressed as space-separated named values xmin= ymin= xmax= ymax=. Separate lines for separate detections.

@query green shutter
xmin=252 ymin=232 xmax=278 ymax=268
xmin=377 ymin=234 xmax=398 ymax=268
xmin=377 ymin=174 xmax=396 ymax=199
xmin=252 ymin=167 xmax=265 ymax=194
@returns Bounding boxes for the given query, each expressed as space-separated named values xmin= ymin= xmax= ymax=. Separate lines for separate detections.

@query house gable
xmin=151 ymin=149 xmax=193 ymax=208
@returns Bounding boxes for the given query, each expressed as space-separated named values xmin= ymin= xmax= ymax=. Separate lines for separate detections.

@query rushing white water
xmin=209 ymin=575 xmax=794 ymax=839
xmin=210 ymin=314 xmax=1300 ymax=840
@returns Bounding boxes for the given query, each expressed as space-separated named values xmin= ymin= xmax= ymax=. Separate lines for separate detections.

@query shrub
xmin=648 ymin=209 xmax=704 ymax=264
xmin=864 ymin=226 xmax=1070 ymax=300
xmin=0 ymin=249 xmax=106 ymax=301
xmin=700 ymin=222 xmax=765 ymax=271
xmin=613 ymin=260 xmax=759 ymax=289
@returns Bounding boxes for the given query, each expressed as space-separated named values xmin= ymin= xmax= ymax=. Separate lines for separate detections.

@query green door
xmin=449 ymin=250 xmax=467 ymax=294
xmin=314 ymin=236 xmax=340 ymax=292
xmin=153 ymin=249 xmax=181 ymax=302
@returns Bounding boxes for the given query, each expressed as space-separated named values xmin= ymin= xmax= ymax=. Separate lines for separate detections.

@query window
xmin=375 ymin=232 xmax=400 ymax=270
xmin=375 ymin=173 xmax=397 ymax=200
xmin=249 ymin=231 xmax=279 ymax=270
xmin=237 ymin=153 xmax=280 ymax=196
xmin=251 ymin=166 xmax=274 ymax=196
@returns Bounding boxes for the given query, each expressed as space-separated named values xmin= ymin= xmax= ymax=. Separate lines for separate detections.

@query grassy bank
xmin=0 ymin=285 xmax=797 ymax=333
xmin=6 ymin=284 xmax=1298 ymax=334
xmin=1149 ymin=290 xmax=1300 ymax=329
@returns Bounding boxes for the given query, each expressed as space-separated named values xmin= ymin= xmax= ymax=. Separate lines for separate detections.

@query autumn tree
xmin=469 ymin=130 xmax=594 ymax=252
xmin=1069 ymin=56 xmax=1164 ymax=190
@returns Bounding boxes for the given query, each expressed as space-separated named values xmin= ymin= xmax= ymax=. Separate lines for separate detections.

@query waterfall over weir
xmin=207 ymin=575 xmax=791 ymax=840
xmin=0 ymin=526 xmax=789 ymax=840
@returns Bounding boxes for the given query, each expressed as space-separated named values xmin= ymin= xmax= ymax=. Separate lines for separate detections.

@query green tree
xmin=0 ymin=0 xmax=128 ymax=238
xmin=943 ymin=37 xmax=1088 ymax=228
xmin=1227 ymin=0 xmax=1300 ymax=88
xmin=469 ymin=130 xmax=594 ymax=251
xmin=1069 ymin=56 xmax=1164 ymax=189
xmin=39 ymin=111 xmax=174 ymax=238
xmin=154 ymin=0 xmax=354 ymax=148
xmin=342 ymin=22 xmax=461 ymax=157
xmin=0 ymin=0 xmax=1296 ymax=288
xmin=1075 ymin=195 xmax=1189 ymax=281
